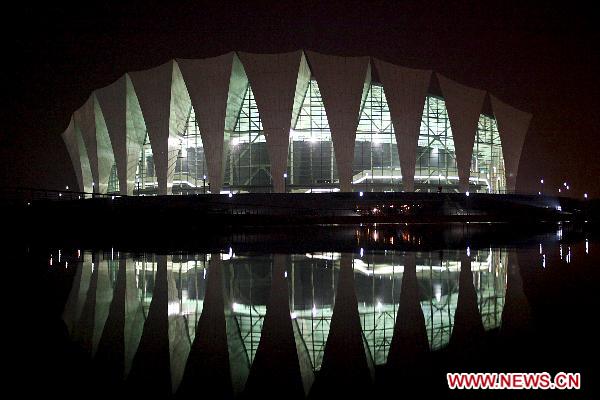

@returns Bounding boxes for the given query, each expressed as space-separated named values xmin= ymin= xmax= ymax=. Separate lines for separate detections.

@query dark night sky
xmin=2 ymin=0 xmax=599 ymax=197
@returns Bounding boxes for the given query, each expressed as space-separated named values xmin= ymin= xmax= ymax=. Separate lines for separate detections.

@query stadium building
xmin=61 ymin=51 xmax=532 ymax=196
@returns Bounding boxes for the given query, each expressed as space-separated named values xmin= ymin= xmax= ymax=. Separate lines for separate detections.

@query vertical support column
xmin=238 ymin=51 xmax=311 ymax=193
xmin=96 ymin=75 xmax=147 ymax=195
xmin=491 ymin=95 xmax=532 ymax=193
xmin=74 ymin=95 xmax=115 ymax=194
xmin=374 ymin=59 xmax=431 ymax=191
xmin=306 ymin=51 xmax=371 ymax=192
xmin=438 ymin=74 xmax=486 ymax=192
xmin=130 ymin=60 xmax=191 ymax=195
xmin=62 ymin=116 xmax=93 ymax=193
xmin=178 ymin=53 xmax=248 ymax=193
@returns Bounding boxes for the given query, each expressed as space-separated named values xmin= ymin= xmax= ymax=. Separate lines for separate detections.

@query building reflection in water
xmin=62 ymin=247 xmax=509 ymax=394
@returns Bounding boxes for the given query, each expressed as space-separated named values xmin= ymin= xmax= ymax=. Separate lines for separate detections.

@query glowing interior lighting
xmin=584 ymin=193 xmax=588 ymax=199
xmin=542 ymin=254 xmax=546 ymax=268
xmin=540 ymin=179 xmax=544 ymax=184
xmin=360 ymin=248 xmax=364 ymax=257
xmin=284 ymin=271 xmax=288 ymax=278
xmin=49 ymin=257 xmax=53 ymax=266
xmin=539 ymin=243 xmax=543 ymax=255
xmin=434 ymin=283 xmax=442 ymax=302
xmin=466 ymin=246 xmax=471 ymax=257
xmin=359 ymin=191 xmax=363 ymax=197
xmin=465 ymin=191 xmax=470 ymax=197
xmin=58 ymin=250 xmax=61 ymax=263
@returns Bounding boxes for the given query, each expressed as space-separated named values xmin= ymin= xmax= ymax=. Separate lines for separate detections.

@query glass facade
xmin=289 ymin=80 xmax=338 ymax=191
xmin=225 ymin=85 xmax=271 ymax=191
xmin=471 ymin=115 xmax=506 ymax=193
xmin=109 ymin=80 xmax=505 ymax=195
xmin=120 ymin=107 xmax=210 ymax=195
xmin=415 ymin=96 xmax=458 ymax=192
xmin=353 ymin=83 xmax=399 ymax=191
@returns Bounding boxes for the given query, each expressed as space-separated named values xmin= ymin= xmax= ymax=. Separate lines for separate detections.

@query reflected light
xmin=586 ymin=239 xmax=589 ymax=254
xmin=542 ymin=254 xmax=546 ymax=268
xmin=560 ymin=245 xmax=563 ymax=259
